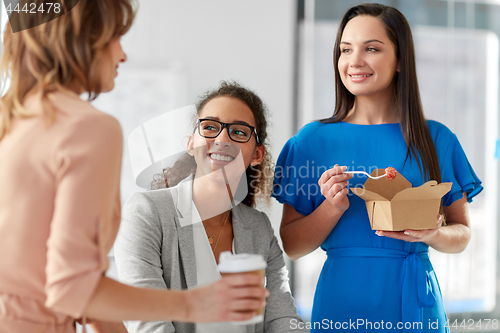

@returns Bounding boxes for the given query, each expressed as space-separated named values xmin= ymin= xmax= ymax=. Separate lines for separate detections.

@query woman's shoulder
xmin=295 ymin=120 xmax=331 ymax=138
xmin=426 ymin=119 xmax=459 ymax=148
xmin=235 ymin=202 xmax=264 ymax=215
xmin=125 ymin=188 xmax=175 ymax=209
xmin=49 ymin=90 xmax=120 ymax=132
xmin=120 ymin=189 xmax=182 ymax=234
xmin=43 ymin=92 xmax=121 ymax=152
xmin=234 ymin=204 xmax=271 ymax=228
xmin=280 ymin=120 xmax=330 ymax=153
xmin=426 ymin=119 xmax=454 ymax=136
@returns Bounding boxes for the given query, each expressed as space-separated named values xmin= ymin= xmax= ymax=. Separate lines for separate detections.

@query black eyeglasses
xmin=195 ymin=118 xmax=261 ymax=144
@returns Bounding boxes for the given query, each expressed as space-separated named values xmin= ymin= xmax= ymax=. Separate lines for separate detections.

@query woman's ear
xmin=187 ymin=134 xmax=194 ymax=156
xmin=250 ymin=144 xmax=265 ymax=166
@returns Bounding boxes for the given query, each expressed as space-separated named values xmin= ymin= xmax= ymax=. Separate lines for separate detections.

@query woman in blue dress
xmin=272 ymin=4 xmax=482 ymax=333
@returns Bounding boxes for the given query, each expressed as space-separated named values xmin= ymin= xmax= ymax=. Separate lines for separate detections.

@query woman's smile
xmin=208 ymin=151 xmax=236 ymax=166
xmin=349 ymin=72 xmax=373 ymax=82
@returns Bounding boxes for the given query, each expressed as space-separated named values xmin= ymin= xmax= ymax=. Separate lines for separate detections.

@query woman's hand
xmin=376 ymin=194 xmax=471 ymax=253
xmin=279 ymin=165 xmax=353 ymax=260
xmin=375 ymin=215 xmax=443 ymax=243
xmin=184 ymin=273 xmax=268 ymax=323
xmin=318 ymin=165 xmax=353 ymax=213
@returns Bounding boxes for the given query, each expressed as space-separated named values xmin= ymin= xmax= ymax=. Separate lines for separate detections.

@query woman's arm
xmin=83 ymin=275 xmax=267 ymax=323
xmin=110 ymin=191 xmax=268 ymax=330
xmin=376 ymin=193 xmax=471 ymax=253
xmin=280 ymin=165 xmax=352 ymax=260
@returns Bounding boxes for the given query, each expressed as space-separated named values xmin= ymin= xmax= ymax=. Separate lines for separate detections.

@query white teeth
xmin=210 ymin=154 xmax=234 ymax=162
xmin=351 ymin=74 xmax=372 ymax=78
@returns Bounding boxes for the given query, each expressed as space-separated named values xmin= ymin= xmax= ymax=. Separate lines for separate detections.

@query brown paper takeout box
xmin=350 ymin=169 xmax=452 ymax=231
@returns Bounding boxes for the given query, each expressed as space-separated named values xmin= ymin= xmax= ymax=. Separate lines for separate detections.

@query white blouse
xmin=191 ymin=202 xmax=246 ymax=333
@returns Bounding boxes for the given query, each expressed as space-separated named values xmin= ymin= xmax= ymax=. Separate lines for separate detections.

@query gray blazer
xmin=114 ymin=178 xmax=308 ymax=333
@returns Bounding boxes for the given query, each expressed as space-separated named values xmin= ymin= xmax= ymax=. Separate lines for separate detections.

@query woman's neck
xmin=343 ymin=92 xmax=399 ymax=125
xmin=191 ymin=172 xmax=241 ymax=223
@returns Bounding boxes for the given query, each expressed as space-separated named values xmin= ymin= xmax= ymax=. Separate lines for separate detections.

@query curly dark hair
xmin=151 ymin=81 xmax=273 ymax=208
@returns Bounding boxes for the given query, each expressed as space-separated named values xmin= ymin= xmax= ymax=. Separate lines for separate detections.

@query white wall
xmin=122 ymin=0 xmax=296 ymax=158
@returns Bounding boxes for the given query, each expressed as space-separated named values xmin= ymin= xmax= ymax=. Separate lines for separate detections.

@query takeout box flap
xmin=392 ymin=181 xmax=452 ymax=201
xmin=361 ymin=168 xmax=412 ymax=200
xmin=367 ymin=201 xmax=394 ymax=230
xmin=351 ymin=170 xmax=452 ymax=231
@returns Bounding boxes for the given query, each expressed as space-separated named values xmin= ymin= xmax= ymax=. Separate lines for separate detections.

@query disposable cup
xmin=218 ymin=252 xmax=267 ymax=325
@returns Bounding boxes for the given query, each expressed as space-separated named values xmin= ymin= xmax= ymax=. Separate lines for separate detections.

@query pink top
xmin=0 ymin=91 xmax=122 ymax=332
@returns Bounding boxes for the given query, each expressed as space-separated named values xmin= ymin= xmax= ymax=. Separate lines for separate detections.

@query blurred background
xmin=2 ymin=0 xmax=499 ymax=331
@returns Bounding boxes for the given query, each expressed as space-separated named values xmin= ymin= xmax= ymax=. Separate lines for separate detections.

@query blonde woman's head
xmin=0 ymin=0 xmax=136 ymax=140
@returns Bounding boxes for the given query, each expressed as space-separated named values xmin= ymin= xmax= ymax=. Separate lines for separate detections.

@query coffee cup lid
xmin=218 ymin=252 xmax=267 ymax=273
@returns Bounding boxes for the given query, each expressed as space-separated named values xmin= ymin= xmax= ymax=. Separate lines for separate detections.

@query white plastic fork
xmin=343 ymin=170 xmax=386 ymax=179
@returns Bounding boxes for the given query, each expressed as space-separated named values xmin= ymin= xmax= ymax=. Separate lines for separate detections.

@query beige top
xmin=0 ymin=91 xmax=122 ymax=333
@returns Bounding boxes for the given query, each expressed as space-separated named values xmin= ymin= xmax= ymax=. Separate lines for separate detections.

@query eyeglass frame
xmin=194 ymin=118 xmax=261 ymax=144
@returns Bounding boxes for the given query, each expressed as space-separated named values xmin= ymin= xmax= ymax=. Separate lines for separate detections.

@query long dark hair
xmin=152 ymin=81 xmax=273 ymax=208
xmin=322 ymin=3 xmax=441 ymax=183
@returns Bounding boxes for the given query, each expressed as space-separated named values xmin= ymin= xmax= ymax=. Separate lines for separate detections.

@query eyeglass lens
xmin=199 ymin=120 xmax=252 ymax=142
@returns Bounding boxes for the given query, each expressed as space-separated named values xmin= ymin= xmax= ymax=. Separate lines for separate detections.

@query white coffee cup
xmin=218 ymin=252 xmax=267 ymax=325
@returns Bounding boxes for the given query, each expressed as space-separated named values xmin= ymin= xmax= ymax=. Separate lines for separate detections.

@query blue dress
xmin=272 ymin=120 xmax=483 ymax=332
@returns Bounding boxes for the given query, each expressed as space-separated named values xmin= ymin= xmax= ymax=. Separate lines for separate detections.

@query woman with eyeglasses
xmin=114 ymin=81 xmax=307 ymax=333
xmin=0 ymin=1 xmax=267 ymax=332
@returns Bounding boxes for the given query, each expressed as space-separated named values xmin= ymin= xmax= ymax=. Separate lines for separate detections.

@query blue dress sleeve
xmin=272 ymin=136 xmax=317 ymax=217
xmin=440 ymin=134 xmax=483 ymax=206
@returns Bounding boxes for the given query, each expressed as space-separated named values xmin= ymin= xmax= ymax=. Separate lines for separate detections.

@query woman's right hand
xmin=279 ymin=164 xmax=352 ymax=260
xmin=318 ymin=164 xmax=352 ymax=213
xmin=184 ymin=274 xmax=268 ymax=323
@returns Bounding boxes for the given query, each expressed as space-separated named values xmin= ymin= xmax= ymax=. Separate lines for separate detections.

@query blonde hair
xmin=0 ymin=0 xmax=136 ymax=140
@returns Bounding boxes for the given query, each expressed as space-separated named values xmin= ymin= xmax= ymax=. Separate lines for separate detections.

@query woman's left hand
xmin=375 ymin=215 xmax=442 ymax=244
xmin=376 ymin=194 xmax=471 ymax=253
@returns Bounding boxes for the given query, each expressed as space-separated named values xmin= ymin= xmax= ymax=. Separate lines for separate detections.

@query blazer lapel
xmin=173 ymin=177 xmax=197 ymax=290
xmin=175 ymin=187 xmax=259 ymax=332
xmin=232 ymin=204 xmax=254 ymax=254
